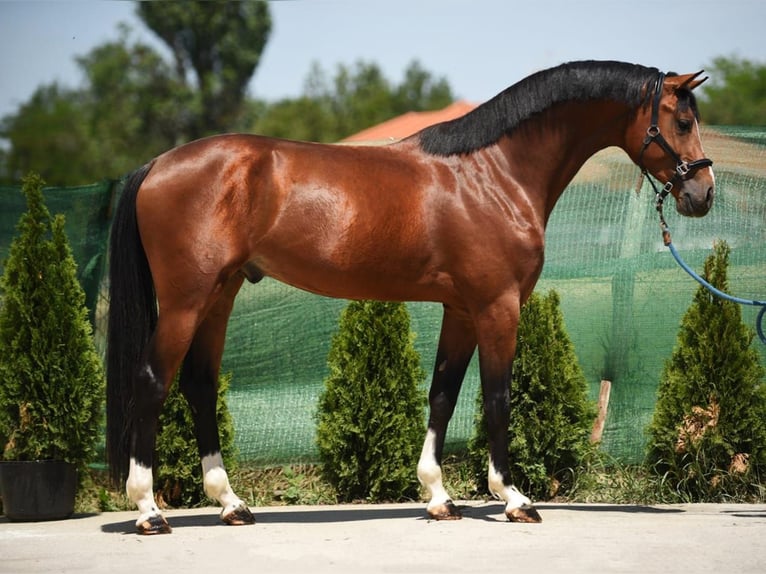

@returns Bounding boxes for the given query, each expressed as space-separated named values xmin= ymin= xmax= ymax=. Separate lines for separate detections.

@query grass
xmin=67 ymin=451 xmax=766 ymax=516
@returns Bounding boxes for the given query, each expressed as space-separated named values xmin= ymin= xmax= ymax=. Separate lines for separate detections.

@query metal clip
xmin=643 ymin=125 xmax=660 ymax=145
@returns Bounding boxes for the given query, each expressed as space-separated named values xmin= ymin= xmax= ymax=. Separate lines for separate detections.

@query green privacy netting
xmin=1 ymin=127 xmax=764 ymax=465
xmin=0 ymin=180 xmax=117 ymax=328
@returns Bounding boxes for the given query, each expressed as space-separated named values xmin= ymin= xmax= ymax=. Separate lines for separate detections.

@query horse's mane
xmin=418 ymin=60 xmax=661 ymax=156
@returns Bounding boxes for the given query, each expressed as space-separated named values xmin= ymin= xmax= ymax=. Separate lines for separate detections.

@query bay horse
xmin=107 ymin=60 xmax=714 ymax=534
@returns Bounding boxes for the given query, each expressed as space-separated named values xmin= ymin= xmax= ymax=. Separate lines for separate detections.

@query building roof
xmin=340 ymin=100 xmax=477 ymax=143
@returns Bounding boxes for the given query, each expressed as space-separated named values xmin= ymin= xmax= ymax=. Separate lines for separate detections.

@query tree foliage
xmin=76 ymin=25 xmax=192 ymax=167
xmin=698 ymin=56 xmax=766 ymax=125
xmin=0 ymin=2 xmax=454 ymax=184
xmin=316 ymin=301 xmax=426 ymax=502
xmin=138 ymin=0 xmax=271 ymax=138
xmin=468 ymin=290 xmax=596 ymax=501
xmin=1 ymin=27 xmax=187 ymax=185
xmin=254 ymin=60 xmax=454 ymax=142
xmin=645 ymin=241 xmax=766 ymax=500
xmin=1 ymin=2 xmax=271 ymax=185
xmin=0 ymin=174 xmax=104 ymax=476
xmin=1 ymin=84 xmax=94 ymax=185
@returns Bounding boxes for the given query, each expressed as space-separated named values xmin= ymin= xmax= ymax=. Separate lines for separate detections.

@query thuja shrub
xmin=316 ymin=300 xmax=426 ymax=502
xmin=468 ymin=290 xmax=596 ymax=500
xmin=646 ymin=241 xmax=766 ymax=500
xmin=0 ymin=173 xmax=104 ymax=476
xmin=155 ymin=373 xmax=237 ymax=508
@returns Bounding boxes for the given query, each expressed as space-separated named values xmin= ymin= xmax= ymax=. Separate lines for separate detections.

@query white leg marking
xmin=417 ymin=429 xmax=452 ymax=512
xmin=201 ymin=452 xmax=245 ymax=515
xmin=126 ymin=458 xmax=163 ymax=526
xmin=488 ymin=456 xmax=531 ymax=512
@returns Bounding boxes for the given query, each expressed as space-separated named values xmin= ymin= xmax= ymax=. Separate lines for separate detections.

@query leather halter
xmin=638 ymin=73 xmax=713 ymax=207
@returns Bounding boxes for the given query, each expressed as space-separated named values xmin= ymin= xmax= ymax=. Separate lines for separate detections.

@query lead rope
xmin=654 ymin=197 xmax=766 ymax=344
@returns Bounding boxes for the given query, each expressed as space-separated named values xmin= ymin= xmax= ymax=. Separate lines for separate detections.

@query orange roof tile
xmin=341 ymin=100 xmax=477 ymax=143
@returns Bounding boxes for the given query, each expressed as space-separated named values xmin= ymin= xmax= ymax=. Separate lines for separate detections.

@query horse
xmin=106 ymin=60 xmax=714 ymax=534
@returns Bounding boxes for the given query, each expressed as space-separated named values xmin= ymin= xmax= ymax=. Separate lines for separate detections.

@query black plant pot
xmin=0 ymin=460 xmax=77 ymax=521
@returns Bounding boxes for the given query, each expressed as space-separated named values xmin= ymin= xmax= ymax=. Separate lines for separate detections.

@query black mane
xmin=418 ymin=60 xmax=660 ymax=156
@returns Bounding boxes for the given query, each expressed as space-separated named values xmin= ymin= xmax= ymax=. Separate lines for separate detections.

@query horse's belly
xmin=250 ymin=253 xmax=453 ymax=304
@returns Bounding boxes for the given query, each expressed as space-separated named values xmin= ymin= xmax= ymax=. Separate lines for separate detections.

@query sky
xmin=1 ymin=0 xmax=765 ymax=121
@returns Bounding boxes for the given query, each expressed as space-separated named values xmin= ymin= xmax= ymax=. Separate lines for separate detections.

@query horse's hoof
xmin=137 ymin=515 xmax=172 ymax=535
xmin=221 ymin=503 xmax=255 ymax=526
xmin=427 ymin=500 xmax=463 ymax=521
xmin=506 ymin=503 xmax=542 ymax=523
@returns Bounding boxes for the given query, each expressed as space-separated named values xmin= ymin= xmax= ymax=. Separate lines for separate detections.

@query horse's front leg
xmin=417 ymin=306 xmax=476 ymax=520
xmin=477 ymin=296 xmax=542 ymax=524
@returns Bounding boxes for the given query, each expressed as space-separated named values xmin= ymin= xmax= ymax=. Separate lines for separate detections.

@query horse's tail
xmin=106 ymin=161 xmax=156 ymax=486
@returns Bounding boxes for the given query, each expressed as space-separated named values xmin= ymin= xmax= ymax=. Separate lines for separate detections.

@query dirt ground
xmin=2 ymin=501 xmax=766 ymax=573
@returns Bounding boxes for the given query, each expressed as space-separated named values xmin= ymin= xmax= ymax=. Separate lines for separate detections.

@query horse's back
xmin=143 ymin=133 xmax=424 ymax=205
xmin=133 ymin=134 xmax=455 ymax=302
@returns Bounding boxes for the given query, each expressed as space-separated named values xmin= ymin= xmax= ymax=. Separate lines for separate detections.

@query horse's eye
xmin=677 ymin=119 xmax=692 ymax=133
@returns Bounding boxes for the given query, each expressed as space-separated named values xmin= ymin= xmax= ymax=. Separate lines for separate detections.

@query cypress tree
xmin=0 ymin=173 xmax=104 ymax=475
xmin=468 ymin=290 xmax=596 ymax=500
xmin=316 ymin=300 xmax=426 ymax=502
xmin=646 ymin=241 xmax=766 ymax=500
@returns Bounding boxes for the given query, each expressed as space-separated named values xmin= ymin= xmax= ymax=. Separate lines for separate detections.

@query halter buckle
xmin=676 ymin=161 xmax=691 ymax=178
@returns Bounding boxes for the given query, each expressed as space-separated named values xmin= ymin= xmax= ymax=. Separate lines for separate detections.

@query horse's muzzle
xmin=677 ymin=181 xmax=715 ymax=217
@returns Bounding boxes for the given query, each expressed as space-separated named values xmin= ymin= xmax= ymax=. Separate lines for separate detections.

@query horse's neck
xmin=499 ymin=99 xmax=634 ymax=221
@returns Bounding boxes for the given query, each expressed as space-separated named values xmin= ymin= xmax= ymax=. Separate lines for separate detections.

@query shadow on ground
xmin=100 ymin=501 xmax=689 ymax=533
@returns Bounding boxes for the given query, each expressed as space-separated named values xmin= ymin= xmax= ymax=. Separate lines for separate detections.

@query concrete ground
xmin=1 ymin=502 xmax=765 ymax=573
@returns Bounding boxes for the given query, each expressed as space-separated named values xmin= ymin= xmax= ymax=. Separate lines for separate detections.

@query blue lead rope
xmin=660 ymin=220 xmax=766 ymax=345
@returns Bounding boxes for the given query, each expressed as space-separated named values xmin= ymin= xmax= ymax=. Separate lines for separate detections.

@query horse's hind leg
xmin=127 ymin=308 xmax=200 ymax=534
xmin=417 ymin=306 xmax=476 ymax=520
xmin=178 ymin=274 xmax=254 ymax=526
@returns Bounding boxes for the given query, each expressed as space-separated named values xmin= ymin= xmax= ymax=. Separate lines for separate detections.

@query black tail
xmin=106 ymin=162 xmax=156 ymax=486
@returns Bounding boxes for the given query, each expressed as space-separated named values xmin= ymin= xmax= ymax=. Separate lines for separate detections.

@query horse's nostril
xmin=706 ymin=187 xmax=714 ymax=204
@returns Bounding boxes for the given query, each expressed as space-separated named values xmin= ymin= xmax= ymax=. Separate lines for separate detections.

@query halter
xmin=638 ymin=72 xmax=713 ymax=209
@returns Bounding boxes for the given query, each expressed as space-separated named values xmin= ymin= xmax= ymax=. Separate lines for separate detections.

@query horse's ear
xmin=667 ymin=71 xmax=709 ymax=91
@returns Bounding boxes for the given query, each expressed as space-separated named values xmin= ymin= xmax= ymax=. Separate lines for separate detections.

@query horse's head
xmin=628 ymin=71 xmax=715 ymax=217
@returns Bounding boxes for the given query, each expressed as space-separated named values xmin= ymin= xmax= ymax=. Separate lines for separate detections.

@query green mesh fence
xmin=0 ymin=180 xmax=117 ymax=330
xmin=1 ymin=127 xmax=764 ymax=466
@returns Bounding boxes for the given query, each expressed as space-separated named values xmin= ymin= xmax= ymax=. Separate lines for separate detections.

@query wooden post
xmin=590 ymin=380 xmax=612 ymax=444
